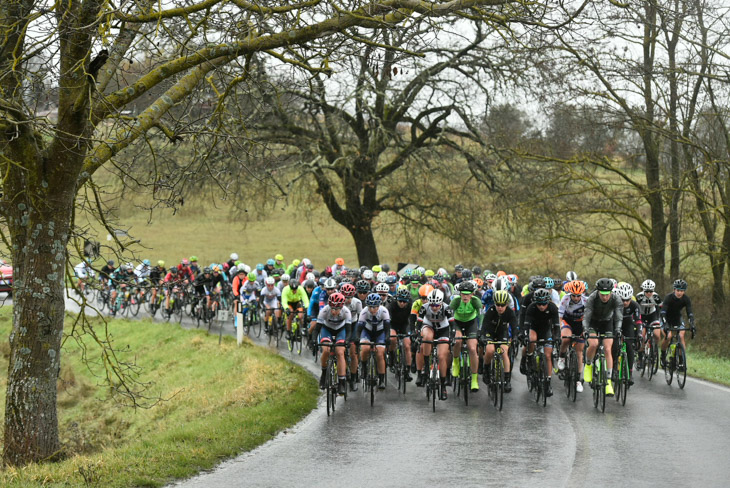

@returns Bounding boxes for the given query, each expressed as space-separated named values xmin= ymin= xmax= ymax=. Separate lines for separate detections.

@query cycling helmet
xmin=595 ymin=278 xmax=614 ymax=293
xmin=565 ymin=280 xmax=586 ymax=295
xmin=168 ymin=267 xmax=177 ymax=274
xmin=381 ymin=264 xmax=390 ymax=272
xmin=461 ymin=269 xmax=473 ymax=280
xmin=566 ymin=271 xmax=578 ymax=282
xmin=241 ymin=265 xmax=251 ymax=274
xmin=292 ymin=259 xmax=301 ymax=266
xmin=290 ymin=280 xmax=299 ymax=289
xmin=190 ymin=256 xmax=198 ymax=262
xmin=256 ymin=263 xmax=264 ymax=271
xmin=458 ymin=280 xmax=476 ymax=293
xmin=302 ymin=258 xmax=311 ymax=266
xmin=230 ymin=253 xmax=239 ymax=261
xmin=388 ymin=270 xmax=398 ymax=276
xmin=474 ymin=278 xmax=484 ymax=288
xmin=416 ymin=266 xmax=426 ymax=274
xmin=492 ymin=277 xmax=509 ymax=291
xmin=304 ymin=279 xmax=316 ymax=289
xmin=335 ymin=257 xmax=344 ymax=265
xmin=265 ymin=276 xmax=275 ymax=285
xmin=372 ymin=265 xmax=382 ymax=273
xmin=212 ymin=265 xmax=221 ymax=272
xmin=107 ymin=260 xmax=115 ymax=266
xmin=281 ymin=274 xmax=290 ymax=281
xmin=386 ymin=275 xmax=398 ymax=285
xmin=376 ymin=271 xmax=388 ymax=283
xmin=306 ymin=272 xmax=316 ymax=281
xmin=472 ymin=266 xmax=482 ymax=276
xmin=142 ymin=259 xmax=150 ymax=266
xmin=485 ymin=273 xmax=497 ymax=282
xmin=356 ymin=280 xmax=371 ymax=293
xmin=323 ymin=266 xmax=333 ymax=277
xmin=365 ymin=293 xmax=382 ymax=307
xmin=396 ymin=287 xmax=411 ymax=301
xmin=375 ymin=283 xmax=389 ymax=294
xmin=493 ymin=289 xmax=510 ymax=306
xmin=506 ymin=274 xmax=518 ymax=285
xmin=544 ymin=277 xmax=555 ymax=289
xmin=328 ymin=292 xmax=345 ymax=308
xmin=323 ymin=278 xmax=337 ymax=290
xmin=673 ymin=279 xmax=688 ymax=290
xmin=125 ymin=262 xmax=134 ymax=271
xmin=424 ymin=269 xmax=435 ymax=278
xmin=454 ymin=264 xmax=464 ymax=272
xmin=266 ymin=258 xmax=275 ymax=266
xmin=419 ymin=284 xmax=435 ymax=298
xmin=248 ymin=272 xmax=257 ymax=281
xmin=362 ymin=269 xmax=374 ymax=280
xmin=532 ymin=277 xmax=546 ymax=289
xmin=616 ymin=283 xmax=634 ymax=300
xmin=533 ymin=288 xmax=551 ymax=304
xmin=427 ymin=289 xmax=444 ymax=305
xmin=203 ymin=267 xmax=212 ymax=274
xmin=236 ymin=266 xmax=246 ymax=274
xmin=641 ymin=279 xmax=655 ymax=292
xmin=157 ymin=260 xmax=165 ymax=267
xmin=341 ymin=283 xmax=356 ymax=298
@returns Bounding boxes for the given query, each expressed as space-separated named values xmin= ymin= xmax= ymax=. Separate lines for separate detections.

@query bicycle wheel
xmin=592 ymin=358 xmax=600 ymax=409
xmin=621 ymin=351 xmax=630 ymax=405
xmin=490 ymin=357 xmax=497 ymax=407
xmin=295 ymin=327 xmax=302 ymax=355
xmin=370 ymin=356 xmax=376 ymax=407
xmin=599 ymin=356 xmax=606 ymax=413
xmin=665 ymin=347 xmax=674 ymax=386
xmin=401 ymin=343 xmax=408 ymax=394
xmin=431 ymin=374 xmax=437 ymax=412
xmin=463 ymin=358 xmax=470 ymax=406
xmin=326 ymin=362 xmax=333 ymax=416
xmin=174 ymin=298 xmax=184 ymax=323
xmin=129 ymin=292 xmax=141 ymax=316
xmin=615 ymin=355 xmax=623 ymax=403
xmin=650 ymin=336 xmax=660 ymax=376
xmin=330 ymin=361 xmax=338 ymax=411
xmin=540 ymin=354 xmax=547 ymax=408
xmin=496 ymin=357 xmax=504 ymax=411
xmin=676 ymin=342 xmax=687 ymax=389
xmin=287 ymin=320 xmax=295 ymax=354
xmin=253 ymin=309 xmax=262 ymax=337
xmin=566 ymin=350 xmax=574 ymax=399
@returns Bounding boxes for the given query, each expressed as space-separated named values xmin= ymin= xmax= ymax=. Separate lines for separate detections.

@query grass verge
xmin=687 ymin=345 xmax=730 ymax=387
xmin=0 ymin=309 xmax=318 ymax=487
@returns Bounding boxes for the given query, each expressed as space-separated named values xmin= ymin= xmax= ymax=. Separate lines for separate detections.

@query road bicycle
xmin=392 ymin=333 xmax=410 ymax=394
xmin=664 ymin=325 xmax=692 ymax=389
xmin=560 ymin=334 xmax=583 ymax=403
xmin=452 ymin=335 xmax=472 ymax=406
xmin=486 ymin=340 xmax=510 ymax=411
xmin=614 ymin=335 xmax=637 ymax=406
xmin=321 ymin=342 xmax=348 ymax=416
xmin=287 ymin=309 xmax=304 ymax=355
xmin=589 ymin=333 xmax=610 ymax=413
xmin=420 ymin=339 xmax=444 ymax=412
xmin=526 ymin=339 xmax=550 ymax=408
xmin=641 ymin=321 xmax=662 ymax=380
xmin=360 ymin=341 xmax=387 ymax=406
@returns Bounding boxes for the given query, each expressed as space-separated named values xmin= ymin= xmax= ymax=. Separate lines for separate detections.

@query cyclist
xmin=332 ymin=257 xmax=345 ymax=276
xmin=523 ymin=288 xmax=559 ymax=396
xmin=451 ymin=264 xmax=464 ymax=286
xmin=357 ymin=293 xmax=392 ymax=390
xmin=100 ymin=260 xmax=115 ymax=282
xmin=387 ymin=286 xmax=414 ymax=382
xmin=614 ymin=282 xmax=641 ymax=382
xmin=413 ymin=284 xmax=434 ymax=387
xmin=544 ymin=277 xmax=561 ymax=306
xmin=259 ymin=276 xmax=282 ymax=329
xmin=660 ymin=279 xmax=695 ymax=367
xmin=407 ymin=273 xmax=422 ymax=301
xmin=148 ymin=260 xmax=165 ymax=309
xmin=278 ymin=273 xmax=291 ymax=292
xmin=176 ymin=258 xmax=195 ymax=283
xmin=163 ymin=266 xmax=184 ymax=314
xmin=557 ymin=280 xmax=587 ymax=393
xmin=636 ymin=279 xmax=662 ymax=368
xmin=583 ymin=278 xmax=623 ymax=397
xmin=341 ymin=283 xmax=362 ymax=391
xmin=417 ymin=289 xmax=454 ymax=400
xmin=110 ymin=263 xmax=136 ymax=316
xmin=282 ymin=279 xmax=309 ymax=340
xmin=449 ymin=280 xmax=482 ymax=392
xmin=254 ymin=263 xmax=268 ymax=287
xmin=481 ymin=289 xmax=516 ymax=393
xmin=189 ymin=256 xmax=201 ymax=277
xmin=226 ymin=253 xmax=239 ymax=271
xmin=73 ymin=259 xmax=95 ymax=295
xmin=192 ymin=267 xmax=214 ymax=320
xmin=317 ymin=292 xmax=353 ymax=395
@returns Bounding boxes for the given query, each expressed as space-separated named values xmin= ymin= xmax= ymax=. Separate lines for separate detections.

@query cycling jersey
xmin=260 ymin=285 xmax=282 ymax=304
xmin=316 ymin=304 xmax=352 ymax=331
xmin=450 ymin=295 xmax=482 ymax=322
xmin=357 ymin=306 xmax=391 ymax=332
xmin=417 ymin=305 xmax=454 ymax=330
xmin=523 ymin=302 xmax=560 ymax=341
xmin=621 ymin=300 xmax=642 ymax=336
xmin=74 ymin=262 xmax=93 ymax=279
xmin=661 ymin=292 xmax=694 ymax=327
xmin=347 ymin=297 xmax=363 ymax=319
xmin=281 ymin=285 xmax=310 ymax=310
xmin=636 ymin=291 xmax=662 ymax=322
xmin=481 ymin=305 xmax=517 ymax=341
xmin=387 ymin=298 xmax=411 ymax=333
xmin=583 ymin=291 xmax=622 ymax=335
xmin=307 ymin=286 xmax=324 ymax=318
xmin=559 ymin=294 xmax=586 ymax=323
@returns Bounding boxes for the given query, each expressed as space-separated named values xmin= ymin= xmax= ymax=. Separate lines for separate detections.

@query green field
xmin=0 ymin=310 xmax=318 ymax=487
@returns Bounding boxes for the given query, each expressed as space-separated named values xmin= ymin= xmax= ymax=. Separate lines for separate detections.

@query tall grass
xmin=0 ymin=310 xmax=318 ymax=487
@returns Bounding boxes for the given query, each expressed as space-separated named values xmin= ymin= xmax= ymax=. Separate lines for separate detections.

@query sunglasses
xmin=429 ymin=303 xmax=442 ymax=308
xmin=397 ymin=299 xmax=409 ymax=303
xmin=570 ymin=294 xmax=582 ymax=298
xmin=330 ymin=306 xmax=342 ymax=311
xmin=536 ymin=302 xmax=549 ymax=306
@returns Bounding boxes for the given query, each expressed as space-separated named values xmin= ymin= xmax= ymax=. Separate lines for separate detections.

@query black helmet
xmin=396 ymin=287 xmax=411 ymax=301
xmin=457 ymin=280 xmax=475 ymax=293
xmin=168 ymin=267 xmax=177 ymax=274
xmin=454 ymin=264 xmax=464 ymax=272
xmin=290 ymin=280 xmax=299 ymax=289
xmin=203 ymin=267 xmax=212 ymax=274
xmin=533 ymin=288 xmax=551 ymax=304
xmin=595 ymin=278 xmax=614 ymax=293
xmin=461 ymin=269 xmax=473 ymax=280
xmin=356 ymin=280 xmax=371 ymax=294
xmin=673 ymin=279 xmax=688 ymax=290
xmin=304 ymin=279 xmax=316 ymax=289
xmin=472 ymin=266 xmax=482 ymax=276
xmin=381 ymin=263 xmax=390 ymax=272
xmin=532 ymin=277 xmax=546 ymax=289
xmin=107 ymin=260 xmax=115 ymax=266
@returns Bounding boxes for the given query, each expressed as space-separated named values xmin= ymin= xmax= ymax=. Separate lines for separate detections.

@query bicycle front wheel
xmin=496 ymin=358 xmax=504 ymax=411
xmin=253 ymin=309 xmax=262 ymax=337
xmin=370 ymin=357 xmax=376 ymax=407
xmin=665 ymin=350 xmax=674 ymax=386
xmin=676 ymin=342 xmax=687 ymax=389
xmin=615 ymin=354 xmax=624 ymax=403
xmin=621 ymin=351 xmax=630 ymax=406
xmin=463 ymin=359 xmax=470 ymax=406
xmin=326 ymin=363 xmax=333 ymax=416
xmin=599 ymin=357 xmax=606 ymax=413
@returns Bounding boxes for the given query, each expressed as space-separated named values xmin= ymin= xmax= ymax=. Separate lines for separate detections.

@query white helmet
xmin=375 ymin=282 xmax=389 ymax=293
xmin=305 ymin=272 xmax=315 ymax=281
xmin=641 ymin=279 xmax=655 ymax=292
xmin=280 ymin=273 xmax=290 ymax=281
xmin=376 ymin=271 xmax=388 ymax=283
xmin=566 ymin=271 xmax=578 ymax=281
xmin=485 ymin=273 xmax=497 ymax=282
xmin=265 ymin=277 xmax=275 ymax=285
xmin=616 ymin=283 xmax=634 ymax=301
xmin=362 ymin=269 xmax=374 ymax=280
xmin=230 ymin=253 xmax=239 ymax=261
xmin=242 ymin=264 xmax=251 ymax=274
xmin=492 ymin=277 xmax=509 ymax=291
xmin=416 ymin=266 xmax=426 ymax=274
xmin=427 ymin=289 xmax=444 ymax=305
xmin=302 ymin=258 xmax=311 ymax=266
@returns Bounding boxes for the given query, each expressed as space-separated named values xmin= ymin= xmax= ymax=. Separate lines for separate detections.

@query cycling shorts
xmin=288 ymin=302 xmax=304 ymax=312
xmin=561 ymin=318 xmax=585 ymax=342
xmin=663 ymin=320 xmax=686 ymax=332
xmin=360 ymin=329 xmax=386 ymax=346
xmin=586 ymin=319 xmax=615 ymax=338
xmin=390 ymin=321 xmax=410 ymax=335
xmin=320 ymin=326 xmax=346 ymax=343
xmin=453 ymin=318 xmax=478 ymax=338
xmin=422 ymin=325 xmax=450 ymax=342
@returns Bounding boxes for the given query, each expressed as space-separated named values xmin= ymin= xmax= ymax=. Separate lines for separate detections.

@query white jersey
xmin=74 ymin=261 xmax=94 ymax=279
xmin=358 ymin=306 xmax=391 ymax=331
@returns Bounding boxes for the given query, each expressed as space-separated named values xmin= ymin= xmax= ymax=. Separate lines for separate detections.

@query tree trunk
xmin=348 ymin=224 xmax=380 ymax=267
xmin=4 ymin=197 xmax=72 ymax=465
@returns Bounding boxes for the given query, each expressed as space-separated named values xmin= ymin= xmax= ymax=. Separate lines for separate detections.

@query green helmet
xmin=494 ymin=289 xmax=510 ymax=306
xmin=248 ymin=272 xmax=257 ymax=281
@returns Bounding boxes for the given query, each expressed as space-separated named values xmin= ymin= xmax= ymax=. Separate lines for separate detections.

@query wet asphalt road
xmin=53 ymin=293 xmax=730 ymax=487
